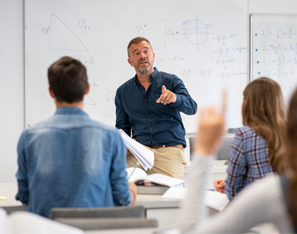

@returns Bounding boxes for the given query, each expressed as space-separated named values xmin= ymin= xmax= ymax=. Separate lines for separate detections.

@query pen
xmin=127 ymin=162 xmax=140 ymax=181
xmin=0 ymin=197 xmax=7 ymax=201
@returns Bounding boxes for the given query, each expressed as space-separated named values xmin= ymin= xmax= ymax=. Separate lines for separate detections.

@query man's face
xmin=127 ymin=41 xmax=155 ymax=75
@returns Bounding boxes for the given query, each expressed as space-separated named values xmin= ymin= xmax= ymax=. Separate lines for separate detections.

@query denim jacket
xmin=16 ymin=107 xmax=131 ymax=217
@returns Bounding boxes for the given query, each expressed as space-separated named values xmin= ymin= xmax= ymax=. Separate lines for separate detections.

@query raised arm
xmin=156 ymin=77 xmax=197 ymax=115
xmin=170 ymin=77 xmax=197 ymax=115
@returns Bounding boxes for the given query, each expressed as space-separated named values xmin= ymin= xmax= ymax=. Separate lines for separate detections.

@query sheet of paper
xmin=204 ymin=190 xmax=229 ymax=211
xmin=143 ymin=173 xmax=184 ymax=187
xmin=162 ymin=187 xmax=187 ymax=199
xmin=126 ymin=167 xmax=147 ymax=182
xmin=119 ymin=129 xmax=154 ymax=170
xmin=5 ymin=211 xmax=83 ymax=234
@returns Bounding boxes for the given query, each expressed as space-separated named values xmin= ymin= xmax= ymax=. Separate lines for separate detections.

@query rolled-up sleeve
xmin=171 ymin=77 xmax=197 ymax=115
xmin=15 ymin=131 xmax=29 ymax=205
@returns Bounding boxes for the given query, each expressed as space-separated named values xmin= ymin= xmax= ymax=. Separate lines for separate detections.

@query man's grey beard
xmin=137 ymin=65 xmax=151 ymax=75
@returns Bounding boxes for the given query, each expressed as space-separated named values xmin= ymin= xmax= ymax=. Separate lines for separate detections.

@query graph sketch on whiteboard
xmin=182 ymin=15 xmax=213 ymax=49
xmin=49 ymin=13 xmax=89 ymax=51
xmin=84 ymin=95 xmax=96 ymax=105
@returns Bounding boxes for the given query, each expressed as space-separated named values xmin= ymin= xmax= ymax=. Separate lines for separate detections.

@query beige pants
xmin=127 ymin=143 xmax=187 ymax=179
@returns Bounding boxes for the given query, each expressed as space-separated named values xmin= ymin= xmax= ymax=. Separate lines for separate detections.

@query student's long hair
xmin=286 ymin=89 xmax=297 ymax=223
xmin=242 ymin=77 xmax=286 ymax=173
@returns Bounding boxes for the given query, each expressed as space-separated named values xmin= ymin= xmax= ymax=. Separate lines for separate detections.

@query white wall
xmin=1 ymin=0 xmax=297 ymax=183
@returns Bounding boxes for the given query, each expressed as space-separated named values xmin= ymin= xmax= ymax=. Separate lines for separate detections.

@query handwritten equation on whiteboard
xmin=253 ymin=24 xmax=297 ymax=92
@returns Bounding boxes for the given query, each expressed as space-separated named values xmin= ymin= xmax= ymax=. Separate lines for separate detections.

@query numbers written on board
xmin=78 ymin=19 xmax=91 ymax=33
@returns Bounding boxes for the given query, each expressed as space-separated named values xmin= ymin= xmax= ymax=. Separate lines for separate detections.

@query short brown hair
xmin=127 ymin=37 xmax=153 ymax=57
xmin=48 ymin=56 xmax=88 ymax=103
xmin=242 ymin=77 xmax=286 ymax=172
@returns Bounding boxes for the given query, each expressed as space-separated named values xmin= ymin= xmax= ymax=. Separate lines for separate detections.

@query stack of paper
xmin=204 ymin=190 xmax=229 ymax=211
xmin=119 ymin=129 xmax=154 ymax=170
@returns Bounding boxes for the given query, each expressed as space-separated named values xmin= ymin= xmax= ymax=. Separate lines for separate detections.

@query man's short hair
xmin=127 ymin=37 xmax=153 ymax=57
xmin=48 ymin=56 xmax=88 ymax=103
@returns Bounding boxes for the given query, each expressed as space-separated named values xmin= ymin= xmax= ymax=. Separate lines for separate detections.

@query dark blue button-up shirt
xmin=16 ymin=107 xmax=131 ymax=217
xmin=115 ymin=68 xmax=197 ymax=148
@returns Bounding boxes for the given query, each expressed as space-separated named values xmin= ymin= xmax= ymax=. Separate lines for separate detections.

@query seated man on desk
xmin=15 ymin=57 xmax=137 ymax=218
xmin=115 ymin=37 xmax=197 ymax=179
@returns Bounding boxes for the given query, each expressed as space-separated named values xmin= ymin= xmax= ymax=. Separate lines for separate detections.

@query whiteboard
xmin=250 ymin=14 xmax=297 ymax=105
xmin=25 ymin=0 xmax=248 ymax=132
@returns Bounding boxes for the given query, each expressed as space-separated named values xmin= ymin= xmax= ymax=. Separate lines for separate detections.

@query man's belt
xmin=146 ymin=144 xmax=183 ymax=150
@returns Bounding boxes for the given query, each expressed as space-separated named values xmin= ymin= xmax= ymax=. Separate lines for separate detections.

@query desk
xmin=0 ymin=161 xmax=227 ymax=229
xmin=0 ymin=182 xmax=22 ymax=207
xmin=0 ymin=182 xmax=278 ymax=234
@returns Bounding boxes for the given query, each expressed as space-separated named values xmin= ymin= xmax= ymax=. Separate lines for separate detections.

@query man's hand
xmin=156 ymin=85 xmax=177 ymax=105
xmin=194 ymin=92 xmax=227 ymax=155
xmin=128 ymin=182 xmax=137 ymax=206
xmin=127 ymin=149 xmax=131 ymax=155
xmin=214 ymin=179 xmax=226 ymax=193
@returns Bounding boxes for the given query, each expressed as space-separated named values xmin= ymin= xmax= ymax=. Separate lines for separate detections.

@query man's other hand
xmin=156 ymin=85 xmax=177 ymax=105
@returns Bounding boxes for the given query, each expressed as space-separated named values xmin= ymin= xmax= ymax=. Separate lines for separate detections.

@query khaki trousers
xmin=126 ymin=143 xmax=187 ymax=179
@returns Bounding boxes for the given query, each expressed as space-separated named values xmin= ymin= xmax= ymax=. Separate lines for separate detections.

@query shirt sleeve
xmin=170 ymin=76 xmax=197 ymax=115
xmin=225 ymin=131 xmax=246 ymax=200
xmin=110 ymin=130 xmax=131 ymax=206
xmin=15 ymin=131 xmax=29 ymax=205
xmin=178 ymin=154 xmax=293 ymax=233
xmin=115 ymin=88 xmax=131 ymax=136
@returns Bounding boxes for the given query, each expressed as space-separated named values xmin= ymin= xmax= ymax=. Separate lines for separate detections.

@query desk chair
xmin=50 ymin=205 xmax=158 ymax=231
xmin=189 ymin=136 xmax=234 ymax=161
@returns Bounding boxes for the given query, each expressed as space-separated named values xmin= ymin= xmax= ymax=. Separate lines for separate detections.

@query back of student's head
xmin=242 ymin=77 xmax=286 ymax=172
xmin=48 ymin=56 xmax=88 ymax=103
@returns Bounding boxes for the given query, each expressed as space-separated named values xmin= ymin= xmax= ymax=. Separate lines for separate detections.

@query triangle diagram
xmin=84 ymin=95 xmax=96 ymax=105
xmin=141 ymin=18 xmax=166 ymax=50
xmin=49 ymin=13 xmax=89 ymax=51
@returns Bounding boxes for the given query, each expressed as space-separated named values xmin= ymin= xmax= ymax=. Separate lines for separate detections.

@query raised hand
xmin=194 ymin=92 xmax=227 ymax=155
xmin=156 ymin=85 xmax=177 ymax=105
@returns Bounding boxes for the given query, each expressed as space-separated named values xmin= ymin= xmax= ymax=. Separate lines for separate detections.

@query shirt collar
xmin=55 ymin=107 xmax=89 ymax=117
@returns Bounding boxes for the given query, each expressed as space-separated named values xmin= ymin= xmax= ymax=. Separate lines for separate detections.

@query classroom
xmin=1 ymin=0 xmax=297 ymax=233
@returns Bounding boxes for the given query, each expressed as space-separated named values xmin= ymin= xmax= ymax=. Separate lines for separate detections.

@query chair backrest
xmin=189 ymin=136 xmax=234 ymax=161
xmin=216 ymin=137 xmax=234 ymax=160
xmin=50 ymin=205 xmax=145 ymax=219
xmin=53 ymin=217 xmax=158 ymax=230
xmin=50 ymin=206 xmax=158 ymax=231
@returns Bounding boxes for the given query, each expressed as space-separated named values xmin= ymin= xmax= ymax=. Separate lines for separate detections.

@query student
xmin=115 ymin=37 xmax=197 ymax=179
xmin=178 ymin=91 xmax=295 ymax=233
xmin=15 ymin=57 xmax=137 ymax=218
xmin=214 ymin=77 xmax=286 ymax=200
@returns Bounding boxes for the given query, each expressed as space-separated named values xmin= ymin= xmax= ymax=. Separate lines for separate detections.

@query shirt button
xmin=151 ymin=136 xmax=153 ymax=139
xmin=145 ymin=99 xmax=147 ymax=102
